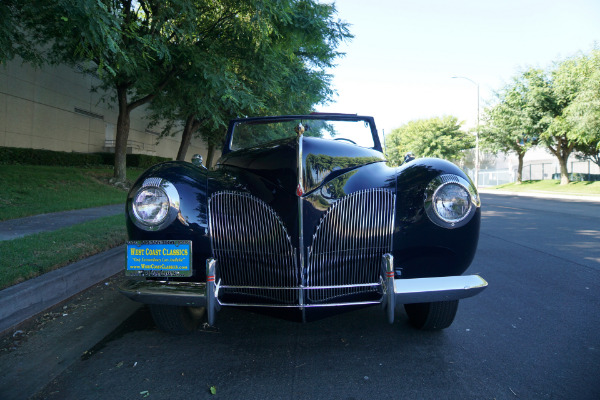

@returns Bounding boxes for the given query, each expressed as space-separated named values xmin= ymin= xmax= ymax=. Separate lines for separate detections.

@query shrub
xmin=0 ymin=147 xmax=171 ymax=168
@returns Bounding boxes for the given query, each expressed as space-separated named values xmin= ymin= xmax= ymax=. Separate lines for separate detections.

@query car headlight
xmin=424 ymin=174 xmax=479 ymax=229
xmin=130 ymin=178 xmax=180 ymax=231
xmin=133 ymin=187 xmax=169 ymax=224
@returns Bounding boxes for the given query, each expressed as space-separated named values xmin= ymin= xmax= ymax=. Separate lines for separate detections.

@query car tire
xmin=404 ymin=300 xmax=459 ymax=330
xmin=148 ymin=304 xmax=205 ymax=335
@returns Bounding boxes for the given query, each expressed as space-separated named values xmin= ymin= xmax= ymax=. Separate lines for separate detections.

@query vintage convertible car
xmin=120 ymin=113 xmax=487 ymax=334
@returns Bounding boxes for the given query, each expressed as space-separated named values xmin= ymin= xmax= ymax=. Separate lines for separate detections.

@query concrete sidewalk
xmin=0 ymin=204 xmax=124 ymax=241
xmin=0 ymin=204 xmax=126 ymax=334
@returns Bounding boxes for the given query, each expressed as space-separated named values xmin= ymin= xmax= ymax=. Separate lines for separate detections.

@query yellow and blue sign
xmin=126 ymin=240 xmax=192 ymax=277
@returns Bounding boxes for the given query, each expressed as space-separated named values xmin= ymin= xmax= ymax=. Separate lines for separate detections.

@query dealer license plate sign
xmin=126 ymin=240 xmax=192 ymax=277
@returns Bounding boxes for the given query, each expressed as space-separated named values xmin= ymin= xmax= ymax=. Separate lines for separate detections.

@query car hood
xmin=216 ymin=136 xmax=385 ymax=196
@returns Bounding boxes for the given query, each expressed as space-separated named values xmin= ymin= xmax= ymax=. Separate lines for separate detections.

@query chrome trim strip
xmin=219 ymin=283 xmax=381 ymax=290
xmin=393 ymin=275 xmax=488 ymax=305
xmin=298 ymin=135 xmax=304 ymax=195
xmin=298 ymin=136 xmax=306 ymax=321
xmin=217 ymin=300 xmax=382 ymax=308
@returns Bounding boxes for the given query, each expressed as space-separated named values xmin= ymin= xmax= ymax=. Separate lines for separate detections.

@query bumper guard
xmin=119 ymin=255 xmax=487 ymax=325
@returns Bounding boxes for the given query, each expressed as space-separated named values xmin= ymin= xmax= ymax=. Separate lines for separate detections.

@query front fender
xmin=126 ymin=161 xmax=211 ymax=281
xmin=392 ymin=158 xmax=480 ymax=278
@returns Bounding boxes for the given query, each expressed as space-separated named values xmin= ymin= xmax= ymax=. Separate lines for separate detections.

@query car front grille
xmin=209 ymin=189 xmax=395 ymax=306
xmin=306 ymin=189 xmax=395 ymax=303
xmin=209 ymin=191 xmax=299 ymax=305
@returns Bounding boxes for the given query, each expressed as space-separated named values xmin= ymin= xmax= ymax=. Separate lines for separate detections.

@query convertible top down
xmin=120 ymin=114 xmax=487 ymax=334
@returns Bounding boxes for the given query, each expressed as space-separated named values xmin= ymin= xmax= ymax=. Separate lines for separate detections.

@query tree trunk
xmin=177 ymin=115 xmax=195 ymax=161
xmin=546 ymin=136 xmax=574 ymax=185
xmin=558 ymin=157 xmax=570 ymax=185
xmin=592 ymin=154 xmax=600 ymax=170
xmin=177 ymin=116 xmax=205 ymax=161
xmin=206 ymin=143 xmax=215 ymax=169
xmin=112 ymin=71 xmax=173 ymax=181
xmin=516 ymin=152 xmax=524 ymax=184
xmin=114 ymin=84 xmax=130 ymax=183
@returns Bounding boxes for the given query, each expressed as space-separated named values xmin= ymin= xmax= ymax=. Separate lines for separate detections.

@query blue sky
xmin=317 ymin=0 xmax=600 ymax=137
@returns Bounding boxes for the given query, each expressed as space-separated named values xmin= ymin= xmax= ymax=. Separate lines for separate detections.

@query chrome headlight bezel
xmin=424 ymin=174 xmax=479 ymax=229
xmin=130 ymin=177 xmax=180 ymax=231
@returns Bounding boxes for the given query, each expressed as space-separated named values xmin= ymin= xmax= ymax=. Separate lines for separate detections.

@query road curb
xmin=0 ymin=245 xmax=126 ymax=334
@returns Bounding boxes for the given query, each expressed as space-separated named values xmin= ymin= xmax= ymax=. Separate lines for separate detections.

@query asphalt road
xmin=14 ymin=194 xmax=600 ymax=399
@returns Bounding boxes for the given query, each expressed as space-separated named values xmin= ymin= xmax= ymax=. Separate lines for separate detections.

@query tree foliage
xmin=147 ymin=0 xmax=350 ymax=165
xmin=12 ymin=0 xmax=350 ymax=179
xmin=385 ymin=116 xmax=474 ymax=166
xmin=483 ymin=49 xmax=600 ymax=184
xmin=560 ymin=49 xmax=600 ymax=168
xmin=0 ymin=1 xmax=43 ymax=65
xmin=21 ymin=0 xmax=203 ymax=181
xmin=481 ymin=70 xmax=544 ymax=183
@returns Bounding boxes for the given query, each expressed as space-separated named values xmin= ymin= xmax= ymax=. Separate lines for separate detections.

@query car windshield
xmin=230 ymin=118 xmax=375 ymax=151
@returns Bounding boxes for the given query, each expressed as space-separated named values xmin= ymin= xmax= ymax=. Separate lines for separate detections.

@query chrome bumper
xmin=380 ymin=253 xmax=487 ymax=323
xmin=119 ymin=280 xmax=208 ymax=307
xmin=119 ymin=255 xmax=487 ymax=325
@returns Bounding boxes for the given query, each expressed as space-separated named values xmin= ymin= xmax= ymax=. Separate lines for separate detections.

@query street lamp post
xmin=452 ymin=76 xmax=480 ymax=188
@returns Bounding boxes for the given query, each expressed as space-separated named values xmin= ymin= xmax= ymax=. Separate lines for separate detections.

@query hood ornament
xmin=295 ymin=123 xmax=305 ymax=136
xmin=192 ymin=154 xmax=207 ymax=169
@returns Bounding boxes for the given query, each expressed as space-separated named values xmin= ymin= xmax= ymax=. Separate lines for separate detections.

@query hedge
xmin=551 ymin=172 xmax=600 ymax=182
xmin=0 ymin=147 xmax=172 ymax=169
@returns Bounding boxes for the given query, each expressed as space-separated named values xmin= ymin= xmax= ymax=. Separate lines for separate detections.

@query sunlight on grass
xmin=0 ymin=215 xmax=126 ymax=290
xmin=488 ymin=180 xmax=600 ymax=195
xmin=0 ymin=165 xmax=144 ymax=221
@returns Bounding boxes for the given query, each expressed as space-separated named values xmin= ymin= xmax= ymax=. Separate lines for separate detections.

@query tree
xmin=481 ymin=70 xmax=543 ymax=183
xmin=145 ymin=1 xmax=275 ymax=164
xmin=148 ymin=0 xmax=350 ymax=165
xmin=534 ymin=50 xmax=600 ymax=184
xmin=561 ymin=49 xmax=600 ymax=169
xmin=147 ymin=46 xmax=262 ymax=164
xmin=12 ymin=0 xmax=350 ymax=176
xmin=0 ymin=1 xmax=42 ymax=65
xmin=22 ymin=0 xmax=192 ymax=183
xmin=385 ymin=116 xmax=474 ymax=166
xmin=483 ymin=50 xmax=600 ymax=185
xmin=575 ymin=142 xmax=600 ymax=168
xmin=538 ymin=63 xmax=578 ymax=185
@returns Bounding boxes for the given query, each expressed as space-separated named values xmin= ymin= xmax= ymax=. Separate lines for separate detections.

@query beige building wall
xmin=0 ymin=59 xmax=212 ymax=162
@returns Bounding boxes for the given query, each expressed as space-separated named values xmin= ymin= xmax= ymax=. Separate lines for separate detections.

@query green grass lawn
xmin=487 ymin=180 xmax=600 ymax=195
xmin=0 ymin=165 xmax=143 ymax=289
xmin=0 ymin=165 xmax=143 ymax=221
xmin=0 ymin=214 xmax=126 ymax=290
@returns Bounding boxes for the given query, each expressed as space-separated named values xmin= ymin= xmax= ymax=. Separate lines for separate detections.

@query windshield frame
xmin=223 ymin=114 xmax=382 ymax=155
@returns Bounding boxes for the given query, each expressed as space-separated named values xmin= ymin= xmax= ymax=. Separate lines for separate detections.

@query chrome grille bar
xmin=307 ymin=189 xmax=395 ymax=303
xmin=209 ymin=189 xmax=395 ymax=307
xmin=209 ymin=191 xmax=298 ymax=304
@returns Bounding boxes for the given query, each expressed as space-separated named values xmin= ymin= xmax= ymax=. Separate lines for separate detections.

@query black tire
xmin=148 ymin=304 xmax=205 ymax=335
xmin=404 ymin=300 xmax=459 ymax=330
